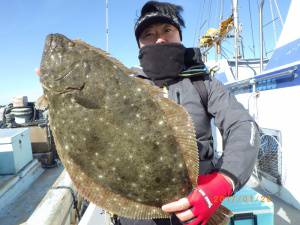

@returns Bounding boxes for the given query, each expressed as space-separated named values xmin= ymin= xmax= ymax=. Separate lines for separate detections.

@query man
xmin=118 ymin=1 xmax=259 ymax=225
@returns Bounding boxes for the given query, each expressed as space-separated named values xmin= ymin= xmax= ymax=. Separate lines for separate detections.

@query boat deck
xmin=270 ymin=191 xmax=300 ymax=225
xmin=0 ymin=163 xmax=63 ymax=225
xmin=247 ymin=177 xmax=300 ymax=225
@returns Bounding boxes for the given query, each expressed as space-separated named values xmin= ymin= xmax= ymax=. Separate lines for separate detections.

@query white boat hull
xmin=234 ymin=83 xmax=300 ymax=209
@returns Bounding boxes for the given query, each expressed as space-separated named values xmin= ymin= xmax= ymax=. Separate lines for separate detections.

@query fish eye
xmin=51 ymin=41 xmax=57 ymax=49
xmin=68 ymin=41 xmax=75 ymax=47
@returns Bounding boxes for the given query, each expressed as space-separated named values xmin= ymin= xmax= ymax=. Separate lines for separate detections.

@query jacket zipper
xmin=176 ymin=91 xmax=181 ymax=104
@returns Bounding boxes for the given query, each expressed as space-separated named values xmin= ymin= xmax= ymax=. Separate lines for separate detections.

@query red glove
xmin=186 ymin=172 xmax=233 ymax=225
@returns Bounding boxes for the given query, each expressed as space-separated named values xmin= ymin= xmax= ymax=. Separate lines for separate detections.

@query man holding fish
xmin=37 ymin=1 xmax=259 ymax=225
xmin=118 ymin=1 xmax=259 ymax=225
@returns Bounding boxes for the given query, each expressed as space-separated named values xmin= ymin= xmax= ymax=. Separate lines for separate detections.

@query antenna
xmin=105 ymin=0 xmax=109 ymax=52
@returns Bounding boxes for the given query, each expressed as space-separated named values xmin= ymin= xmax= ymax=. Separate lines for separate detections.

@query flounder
xmin=40 ymin=33 xmax=231 ymax=224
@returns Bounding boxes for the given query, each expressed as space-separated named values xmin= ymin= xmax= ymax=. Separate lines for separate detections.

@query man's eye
xmin=165 ymin=28 xmax=172 ymax=33
xmin=143 ymin=32 xmax=154 ymax=38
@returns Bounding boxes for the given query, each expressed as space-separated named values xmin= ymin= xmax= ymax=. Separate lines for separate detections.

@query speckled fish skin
xmin=40 ymin=34 xmax=230 ymax=224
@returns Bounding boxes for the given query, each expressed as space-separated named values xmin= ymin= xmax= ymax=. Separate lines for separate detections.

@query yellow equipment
xmin=199 ymin=15 xmax=234 ymax=49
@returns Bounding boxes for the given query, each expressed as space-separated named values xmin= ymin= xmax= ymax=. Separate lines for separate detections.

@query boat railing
xmin=225 ymin=65 xmax=299 ymax=92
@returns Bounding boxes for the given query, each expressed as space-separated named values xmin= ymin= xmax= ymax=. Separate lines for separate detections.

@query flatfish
xmin=40 ymin=33 xmax=231 ymax=224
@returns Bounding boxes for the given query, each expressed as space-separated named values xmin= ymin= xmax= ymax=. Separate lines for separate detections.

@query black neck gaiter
xmin=138 ymin=43 xmax=185 ymax=87
xmin=138 ymin=43 xmax=205 ymax=87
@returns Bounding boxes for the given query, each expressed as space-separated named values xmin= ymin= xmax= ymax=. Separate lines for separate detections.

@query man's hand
xmin=162 ymin=173 xmax=233 ymax=225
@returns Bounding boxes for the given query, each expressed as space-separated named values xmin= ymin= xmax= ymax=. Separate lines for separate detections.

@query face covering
xmin=138 ymin=43 xmax=185 ymax=87
xmin=138 ymin=43 xmax=205 ymax=87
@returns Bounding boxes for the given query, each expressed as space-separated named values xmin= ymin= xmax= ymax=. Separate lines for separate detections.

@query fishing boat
xmin=1 ymin=0 xmax=300 ymax=225
xmin=0 ymin=97 xmax=77 ymax=225
xmin=201 ymin=0 xmax=300 ymax=216
xmin=77 ymin=0 xmax=300 ymax=224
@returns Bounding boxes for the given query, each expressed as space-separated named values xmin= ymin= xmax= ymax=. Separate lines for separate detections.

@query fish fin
xmin=57 ymin=142 xmax=171 ymax=219
xmin=74 ymin=39 xmax=134 ymax=76
xmin=137 ymin=77 xmax=200 ymax=188
xmin=50 ymin=101 xmax=170 ymax=219
xmin=160 ymin=96 xmax=199 ymax=192
xmin=207 ymin=205 xmax=233 ymax=225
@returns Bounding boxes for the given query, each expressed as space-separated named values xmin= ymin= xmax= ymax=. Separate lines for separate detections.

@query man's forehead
xmin=144 ymin=23 xmax=175 ymax=31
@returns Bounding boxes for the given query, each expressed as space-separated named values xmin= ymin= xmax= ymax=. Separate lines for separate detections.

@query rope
xmin=221 ymin=45 xmax=234 ymax=58
xmin=240 ymin=36 xmax=245 ymax=59
xmin=269 ymin=0 xmax=278 ymax=43
xmin=215 ymin=0 xmax=219 ymax=28
xmin=207 ymin=0 xmax=212 ymax=29
xmin=51 ymin=186 xmax=81 ymax=221
xmin=273 ymin=0 xmax=283 ymax=27
xmin=263 ymin=35 xmax=268 ymax=59
xmin=219 ymin=0 xmax=224 ymax=21
xmin=220 ymin=47 xmax=230 ymax=60
xmin=193 ymin=0 xmax=205 ymax=46
xmin=193 ymin=0 xmax=207 ymax=47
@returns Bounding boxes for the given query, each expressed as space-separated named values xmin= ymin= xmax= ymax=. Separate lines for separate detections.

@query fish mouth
xmin=40 ymin=60 xmax=86 ymax=94
xmin=59 ymin=82 xmax=86 ymax=94
xmin=41 ymin=33 xmax=76 ymax=79
xmin=40 ymin=62 xmax=79 ymax=84
xmin=42 ymin=82 xmax=86 ymax=95
xmin=41 ymin=34 xmax=65 ymax=64
xmin=45 ymin=33 xmax=71 ymax=52
xmin=40 ymin=34 xmax=89 ymax=96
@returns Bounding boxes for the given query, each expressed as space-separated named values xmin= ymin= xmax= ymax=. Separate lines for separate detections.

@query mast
xmin=259 ymin=0 xmax=265 ymax=73
xmin=105 ymin=0 xmax=109 ymax=52
xmin=232 ymin=0 xmax=239 ymax=79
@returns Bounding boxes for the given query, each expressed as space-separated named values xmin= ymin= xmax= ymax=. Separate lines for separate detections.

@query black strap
xmin=190 ymin=76 xmax=209 ymax=114
xmin=51 ymin=185 xmax=81 ymax=221
xmin=230 ymin=213 xmax=258 ymax=225
xmin=111 ymin=214 xmax=121 ymax=225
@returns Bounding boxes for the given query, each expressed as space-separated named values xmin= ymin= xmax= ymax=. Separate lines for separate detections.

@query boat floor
xmin=0 ymin=163 xmax=64 ymax=225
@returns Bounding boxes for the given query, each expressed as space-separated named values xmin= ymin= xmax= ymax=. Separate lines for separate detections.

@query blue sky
xmin=0 ymin=0 xmax=290 ymax=105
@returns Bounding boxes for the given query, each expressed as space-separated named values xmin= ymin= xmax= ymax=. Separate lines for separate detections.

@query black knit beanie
xmin=134 ymin=1 xmax=185 ymax=47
